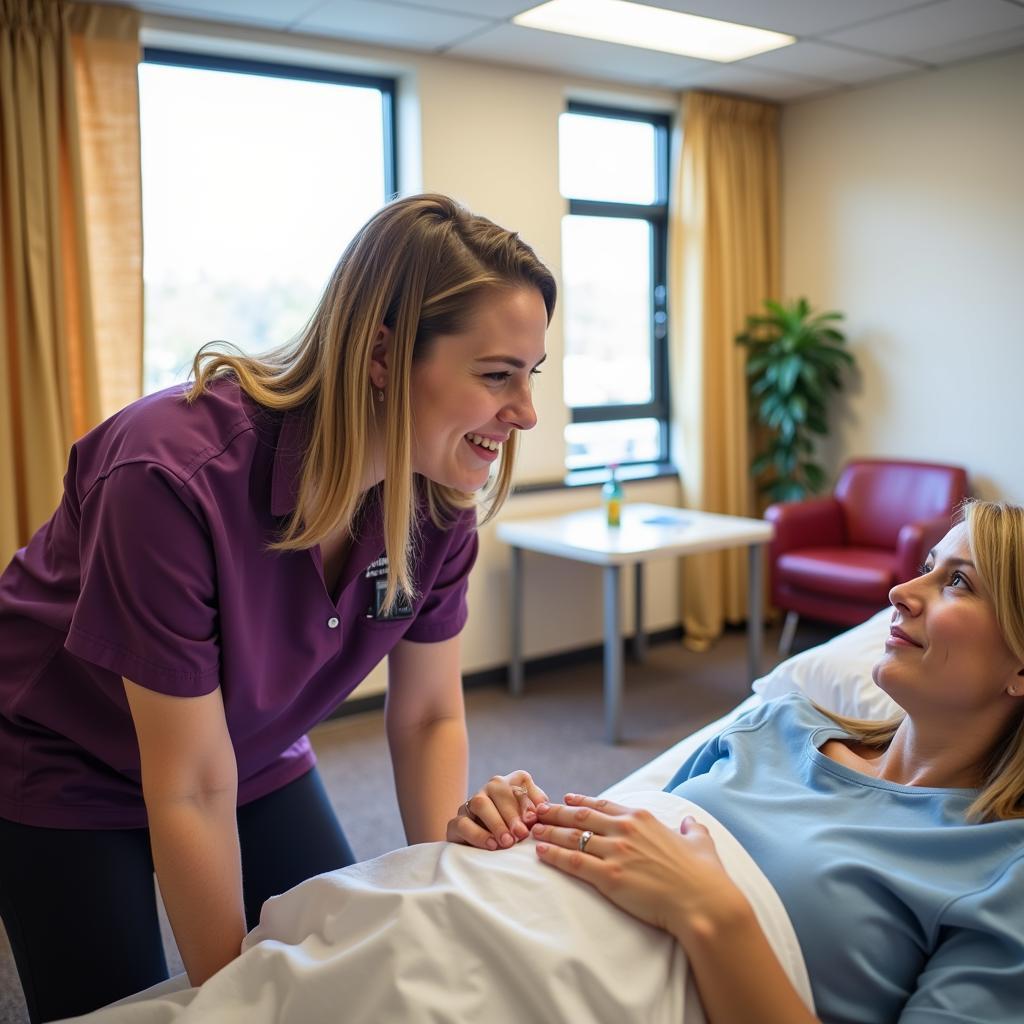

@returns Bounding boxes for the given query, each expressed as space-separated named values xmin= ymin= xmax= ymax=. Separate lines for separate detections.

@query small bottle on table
xmin=602 ymin=463 xmax=624 ymax=527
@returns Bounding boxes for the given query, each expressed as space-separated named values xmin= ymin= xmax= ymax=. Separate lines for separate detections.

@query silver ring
xmin=578 ymin=830 xmax=594 ymax=853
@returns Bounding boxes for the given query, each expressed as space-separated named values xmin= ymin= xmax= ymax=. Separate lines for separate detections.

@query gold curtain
xmin=0 ymin=0 xmax=140 ymax=559
xmin=669 ymin=90 xmax=780 ymax=648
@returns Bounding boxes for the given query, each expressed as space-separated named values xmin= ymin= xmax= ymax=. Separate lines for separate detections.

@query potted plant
xmin=736 ymin=298 xmax=855 ymax=503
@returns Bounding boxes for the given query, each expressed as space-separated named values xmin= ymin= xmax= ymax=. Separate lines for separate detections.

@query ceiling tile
xmin=680 ymin=62 xmax=840 ymax=100
xmin=373 ymin=0 xmax=536 ymax=15
xmin=628 ymin=0 xmax=930 ymax=38
xmin=104 ymin=0 xmax=314 ymax=30
xmin=910 ymin=22 xmax=1024 ymax=63
xmin=824 ymin=0 xmax=1024 ymax=60
xmin=294 ymin=0 xmax=491 ymax=50
xmin=448 ymin=23 xmax=716 ymax=86
xmin=744 ymin=39 xmax=922 ymax=83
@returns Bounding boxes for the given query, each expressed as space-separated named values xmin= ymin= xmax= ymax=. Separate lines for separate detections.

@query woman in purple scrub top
xmin=0 ymin=194 xmax=556 ymax=1023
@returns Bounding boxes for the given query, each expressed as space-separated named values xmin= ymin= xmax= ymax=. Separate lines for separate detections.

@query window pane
xmin=565 ymin=418 xmax=662 ymax=471
xmin=139 ymin=63 xmax=387 ymax=394
xmin=559 ymin=112 xmax=656 ymax=204
xmin=562 ymin=215 xmax=652 ymax=408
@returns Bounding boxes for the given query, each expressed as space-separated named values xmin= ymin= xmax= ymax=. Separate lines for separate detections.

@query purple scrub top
xmin=0 ymin=380 xmax=478 ymax=829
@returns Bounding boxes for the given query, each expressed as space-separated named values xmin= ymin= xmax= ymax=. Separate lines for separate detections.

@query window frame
xmin=561 ymin=101 xmax=672 ymax=472
xmin=141 ymin=47 xmax=399 ymax=216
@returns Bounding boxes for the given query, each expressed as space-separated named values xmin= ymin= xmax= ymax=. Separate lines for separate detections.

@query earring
xmin=1011 ymin=686 xmax=1019 ymax=696
xmin=376 ymin=388 xmax=384 ymax=403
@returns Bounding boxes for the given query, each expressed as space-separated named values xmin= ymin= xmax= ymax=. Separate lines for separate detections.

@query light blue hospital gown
xmin=664 ymin=693 xmax=1024 ymax=1024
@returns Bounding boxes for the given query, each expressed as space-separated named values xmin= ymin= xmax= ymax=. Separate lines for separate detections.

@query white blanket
xmin=70 ymin=791 xmax=812 ymax=1024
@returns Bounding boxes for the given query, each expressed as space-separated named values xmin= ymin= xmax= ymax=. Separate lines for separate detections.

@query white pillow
xmin=752 ymin=608 xmax=901 ymax=720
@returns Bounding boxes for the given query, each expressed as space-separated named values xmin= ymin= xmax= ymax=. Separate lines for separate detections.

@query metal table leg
xmin=747 ymin=543 xmax=764 ymax=683
xmin=632 ymin=562 xmax=647 ymax=662
xmin=509 ymin=546 xmax=524 ymax=696
xmin=603 ymin=564 xmax=623 ymax=743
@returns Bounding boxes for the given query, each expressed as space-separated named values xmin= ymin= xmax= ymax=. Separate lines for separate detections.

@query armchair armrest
xmin=764 ymin=497 xmax=844 ymax=556
xmin=895 ymin=515 xmax=955 ymax=584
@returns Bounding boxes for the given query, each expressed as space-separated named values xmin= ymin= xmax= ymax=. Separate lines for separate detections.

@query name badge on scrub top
xmin=369 ymin=578 xmax=414 ymax=621
xmin=365 ymin=554 xmax=414 ymax=621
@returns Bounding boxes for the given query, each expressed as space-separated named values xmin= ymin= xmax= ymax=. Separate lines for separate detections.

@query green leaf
xmin=746 ymin=353 xmax=772 ymax=375
xmin=817 ymin=328 xmax=847 ymax=343
xmin=798 ymin=364 xmax=825 ymax=401
xmin=808 ymin=311 xmax=845 ymax=325
xmin=774 ymin=448 xmax=797 ymax=475
xmin=802 ymin=462 xmax=826 ymax=490
xmin=777 ymin=355 xmax=801 ymax=395
xmin=769 ymin=480 xmax=807 ymax=502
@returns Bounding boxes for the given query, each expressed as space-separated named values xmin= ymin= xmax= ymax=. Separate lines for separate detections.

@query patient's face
xmin=873 ymin=524 xmax=1021 ymax=715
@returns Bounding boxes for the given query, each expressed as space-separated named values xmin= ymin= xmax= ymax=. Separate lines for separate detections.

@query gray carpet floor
xmin=0 ymin=620 xmax=837 ymax=1023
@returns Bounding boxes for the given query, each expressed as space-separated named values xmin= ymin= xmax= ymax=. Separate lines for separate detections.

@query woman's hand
xmin=446 ymin=770 xmax=550 ymax=851
xmin=532 ymin=794 xmax=751 ymax=943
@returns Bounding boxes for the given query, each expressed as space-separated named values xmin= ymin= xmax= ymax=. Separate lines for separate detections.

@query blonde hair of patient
xmin=819 ymin=500 xmax=1024 ymax=822
xmin=185 ymin=193 xmax=556 ymax=611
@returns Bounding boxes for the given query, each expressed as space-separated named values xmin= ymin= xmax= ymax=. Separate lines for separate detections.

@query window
xmin=139 ymin=51 xmax=396 ymax=394
xmin=558 ymin=103 xmax=671 ymax=473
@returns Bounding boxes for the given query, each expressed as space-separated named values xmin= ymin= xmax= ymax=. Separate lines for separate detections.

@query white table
xmin=496 ymin=503 xmax=774 ymax=743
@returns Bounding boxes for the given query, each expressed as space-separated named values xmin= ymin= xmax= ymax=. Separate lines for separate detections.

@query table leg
xmin=603 ymin=564 xmax=623 ymax=744
xmin=632 ymin=562 xmax=647 ymax=662
xmin=747 ymin=543 xmax=764 ymax=683
xmin=509 ymin=546 xmax=524 ymax=697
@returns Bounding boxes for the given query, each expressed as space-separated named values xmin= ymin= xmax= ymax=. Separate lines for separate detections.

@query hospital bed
xmin=73 ymin=610 xmax=894 ymax=1024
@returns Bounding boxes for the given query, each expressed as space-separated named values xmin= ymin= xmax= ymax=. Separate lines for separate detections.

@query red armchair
xmin=765 ymin=459 xmax=969 ymax=655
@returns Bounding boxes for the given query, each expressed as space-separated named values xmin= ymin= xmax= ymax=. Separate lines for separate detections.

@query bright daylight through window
xmin=139 ymin=53 xmax=394 ymax=394
xmin=558 ymin=105 xmax=670 ymax=472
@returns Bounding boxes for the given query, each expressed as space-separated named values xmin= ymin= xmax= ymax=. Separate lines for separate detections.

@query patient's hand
xmin=532 ymin=794 xmax=750 ymax=944
xmin=446 ymin=770 xmax=550 ymax=852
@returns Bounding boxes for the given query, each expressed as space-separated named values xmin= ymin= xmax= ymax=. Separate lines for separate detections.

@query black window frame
xmin=561 ymin=101 xmax=672 ymax=473
xmin=141 ymin=47 xmax=399 ymax=206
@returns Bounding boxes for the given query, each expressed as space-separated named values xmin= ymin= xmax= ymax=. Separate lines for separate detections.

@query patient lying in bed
xmin=445 ymin=505 xmax=1024 ymax=1024
xmin=70 ymin=504 xmax=1024 ymax=1024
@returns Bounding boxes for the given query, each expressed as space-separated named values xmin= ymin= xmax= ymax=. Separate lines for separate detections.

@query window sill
xmin=512 ymin=461 xmax=678 ymax=496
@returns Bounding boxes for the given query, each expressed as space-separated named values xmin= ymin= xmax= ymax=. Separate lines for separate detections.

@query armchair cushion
xmin=764 ymin=497 xmax=843 ymax=552
xmin=836 ymin=461 xmax=969 ymax=549
xmin=776 ymin=547 xmax=897 ymax=604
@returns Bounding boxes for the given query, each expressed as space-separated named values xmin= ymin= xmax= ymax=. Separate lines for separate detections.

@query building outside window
xmin=138 ymin=51 xmax=396 ymax=394
xmin=558 ymin=103 xmax=671 ymax=473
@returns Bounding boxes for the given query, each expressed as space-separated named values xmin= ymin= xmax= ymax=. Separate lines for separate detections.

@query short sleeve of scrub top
xmin=64 ymin=461 xmax=221 ymax=697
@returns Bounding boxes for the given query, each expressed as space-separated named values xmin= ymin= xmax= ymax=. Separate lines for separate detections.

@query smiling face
xmin=873 ymin=523 xmax=1023 ymax=716
xmin=406 ymin=286 xmax=548 ymax=492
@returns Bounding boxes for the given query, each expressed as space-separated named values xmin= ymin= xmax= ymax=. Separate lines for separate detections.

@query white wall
xmin=781 ymin=48 xmax=1024 ymax=503
xmin=140 ymin=16 xmax=685 ymax=698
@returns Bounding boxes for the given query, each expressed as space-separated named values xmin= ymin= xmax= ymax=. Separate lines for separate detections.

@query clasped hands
xmin=445 ymin=771 xmax=751 ymax=943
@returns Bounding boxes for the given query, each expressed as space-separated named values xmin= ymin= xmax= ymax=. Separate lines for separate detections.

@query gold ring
xmin=512 ymin=786 xmax=529 ymax=799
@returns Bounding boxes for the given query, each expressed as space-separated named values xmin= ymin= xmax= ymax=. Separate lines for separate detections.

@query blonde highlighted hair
xmin=817 ymin=500 xmax=1024 ymax=822
xmin=186 ymin=194 xmax=556 ymax=610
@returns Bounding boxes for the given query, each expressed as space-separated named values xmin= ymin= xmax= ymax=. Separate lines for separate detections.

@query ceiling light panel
xmin=514 ymin=0 xmax=795 ymax=62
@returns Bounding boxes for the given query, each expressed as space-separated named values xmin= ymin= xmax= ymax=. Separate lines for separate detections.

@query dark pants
xmin=0 ymin=767 xmax=356 ymax=1023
